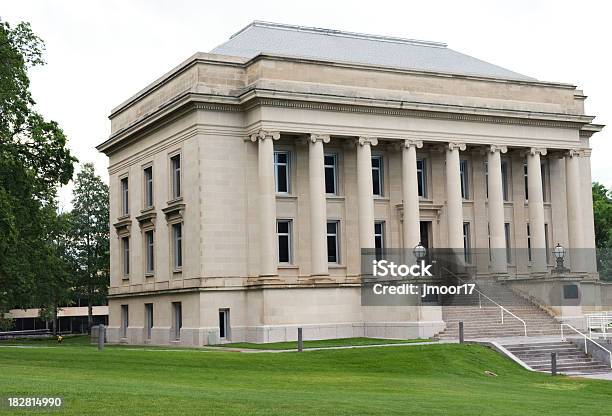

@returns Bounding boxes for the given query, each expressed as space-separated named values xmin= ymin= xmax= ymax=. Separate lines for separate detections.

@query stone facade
xmin=98 ymin=23 xmax=602 ymax=346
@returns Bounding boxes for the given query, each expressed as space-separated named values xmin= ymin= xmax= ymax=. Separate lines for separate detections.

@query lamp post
xmin=413 ymin=243 xmax=427 ymax=262
xmin=553 ymin=243 xmax=569 ymax=274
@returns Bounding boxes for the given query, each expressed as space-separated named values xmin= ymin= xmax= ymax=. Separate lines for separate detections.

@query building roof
xmin=211 ymin=21 xmax=536 ymax=81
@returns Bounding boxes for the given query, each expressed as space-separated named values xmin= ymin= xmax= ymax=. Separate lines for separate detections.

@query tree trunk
xmin=52 ymin=307 xmax=58 ymax=336
xmin=87 ymin=300 xmax=93 ymax=334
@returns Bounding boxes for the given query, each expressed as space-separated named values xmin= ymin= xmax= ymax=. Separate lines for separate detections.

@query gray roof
xmin=211 ymin=21 xmax=535 ymax=81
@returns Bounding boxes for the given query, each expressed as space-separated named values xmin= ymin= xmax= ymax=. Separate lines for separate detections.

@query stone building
xmin=97 ymin=21 xmax=603 ymax=345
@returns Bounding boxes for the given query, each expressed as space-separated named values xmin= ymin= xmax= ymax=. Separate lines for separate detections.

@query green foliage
xmin=65 ymin=163 xmax=109 ymax=329
xmin=0 ymin=19 xmax=76 ymax=318
xmin=592 ymin=182 xmax=612 ymax=280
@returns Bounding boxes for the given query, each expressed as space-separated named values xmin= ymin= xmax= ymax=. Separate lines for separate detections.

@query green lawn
xmin=218 ymin=337 xmax=432 ymax=350
xmin=0 ymin=340 xmax=611 ymax=415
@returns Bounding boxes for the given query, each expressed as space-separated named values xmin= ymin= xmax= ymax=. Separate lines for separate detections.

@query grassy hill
xmin=0 ymin=339 xmax=610 ymax=415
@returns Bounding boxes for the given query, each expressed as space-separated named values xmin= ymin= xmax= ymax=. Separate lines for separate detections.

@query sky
xmin=2 ymin=0 xmax=611 ymax=210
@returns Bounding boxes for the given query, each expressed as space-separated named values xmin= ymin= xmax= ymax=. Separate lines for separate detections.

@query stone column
xmin=527 ymin=147 xmax=547 ymax=273
xmin=250 ymin=130 xmax=280 ymax=277
xmin=309 ymin=134 xmax=330 ymax=276
xmin=356 ymin=137 xmax=378 ymax=249
xmin=565 ymin=149 xmax=584 ymax=272
xmin=487 ymin=145 xmax=508 ymax=273
xmin=402 ymin=139 xmax=423 ymax=250
xmin=446 ymin=142 xmax=466 ymax=250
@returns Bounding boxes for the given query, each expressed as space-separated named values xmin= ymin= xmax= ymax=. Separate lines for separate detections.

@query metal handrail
xmin=441 ymin=265 xmax=528 ymax=337
xmin=561 ymin=323 xmax=612 ymax=369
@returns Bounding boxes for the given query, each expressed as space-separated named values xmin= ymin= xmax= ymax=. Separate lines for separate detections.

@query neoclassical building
xmin=98 ymin=21 xmax=603 ymax=345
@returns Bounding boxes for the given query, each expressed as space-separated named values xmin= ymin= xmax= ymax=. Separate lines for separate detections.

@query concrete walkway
xmin=203 ymin=340 xmax=456 ymax=353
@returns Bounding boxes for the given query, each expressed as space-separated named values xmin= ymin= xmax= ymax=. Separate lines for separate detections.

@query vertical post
xmin=459 ymin=321 xmax=464 ymax=344
xmin=309 ymin=134 xmax=330 ymax=277
xmin=297 ymin=327 xmax=303 ymax=352
xmin=356 ymin=137 xmax=378 ymax=250
xmin=98 ymin=324 xmax=105 ymax=351
xmin=551 ymin=352 xmax=557 ymax=376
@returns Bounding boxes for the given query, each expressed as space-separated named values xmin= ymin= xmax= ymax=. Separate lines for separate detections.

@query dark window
xmin=460 ymin=160 xmax=469 ymax=199
xmin=417 ymin=159 xmax=426 ymax=198
xmin=277 ymin=220 xmax=292 ymax=263
xmin=504 ymin=223 xmax=512 ymax=263
xmin=527 ymin=224 xmax=532 ymax=262
xmin=122 ymin=237 xmax=130 ymax=277
xmin=145 ymin=303 xmax=153 ymax=340
xmin=324 ymin=154 xmax=337 ymax=195
xmin=121 ymin=305 xmax=129 ymax=338
xmin=172 ymin=302 xmax=182 ymax=341
xmin=120 ymin=177 xmax=129 ymax=215
xmin=501 ymin=161 xmax=509 ymax=201
xmin=145 ymin=230 xmax=154 ymax=274
xmin=372 ymin=156 xmax=383 ymax=196
xmin=172 ymin=223 xmax=182 ymax=269
xmin=274 ymin=151 xmax=290 ymax=193
xmin=374 ymin=221 xmax=385 ymax=260
xmin=327 ymin=221 xmax=339 ymax=263
xmin=219 ymin=309 xmax=229 ymax=339
xmin=463 ymin=222 xmax=471 ymax=263
xmin=144 ymin=166 xmax=153 ymax=208
xmin=171 ymin=155 xmax=181 ymax=199
xmin=524 ymin=163 xmax=529 ymax=201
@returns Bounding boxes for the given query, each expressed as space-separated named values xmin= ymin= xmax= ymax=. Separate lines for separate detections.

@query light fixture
xmin=413 ymin=243 xmax=427 ymax=261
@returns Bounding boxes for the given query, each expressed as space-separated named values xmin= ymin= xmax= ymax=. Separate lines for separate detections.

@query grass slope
xmin=0 ymin=341 xmax=610 ymax=415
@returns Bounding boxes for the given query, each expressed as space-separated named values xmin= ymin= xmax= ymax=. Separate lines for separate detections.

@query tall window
xmin=219 ymin=309 xmax=229 ymax=340
xmin=544 ymin=223 xmax=550 ymax=264
xmin=523 ymin=162 xmax=529 ymax=201
xmin=460 ymin=160 xmax=469 ymax=199
xmin=145 ymin=230 xmax=154 ymax=274
xmin=145 ymin=303 xmax=153 ymax=340
xmin=541 ymin=162 xmax=548 ymax=202
xmin=277 ymin=220 xmax=292 ymax=264
xmin=527 ymin=224 xmax=532 ymax=262
xmin=274 ymin=151 xmax=290 ymax=193
xmin=501 ymin=161 xmax=509 ymax=201
xmin=170 ymin=154 xmax=181 ymax=199
xmin=122 ymin=236 xmax=130 ymax=278
xmin=504 ymin=223 xmax=512 ymax=263
xmin=371 ymin=156 xmax=383 ymax=196
xmin=463 ymin=222 xmax=471 ymax=263
xmin=172 ymin=223 xmax=182 ymax=270
xmin=121 ymin=305 xmax=129 ymax=338
xmin=324 ymin=154 xmax=338 ymax=195
xmin=172 ymin=302 xmax=182 ymax=341
xmin=327 ymin=221 xmax=340 ymax=263
xmin=144 ymin=166 xmax=153 ymax=208
xmin=374 ymin=221 xmax=385 ymax=259
xmin=120 ymin=177 xmax=129 ymax=215
xmin=417 ymin=159 xmax=427 ymax=198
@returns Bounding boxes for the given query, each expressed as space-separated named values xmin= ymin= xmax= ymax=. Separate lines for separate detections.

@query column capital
xmin=525 ymin=147 xmax=547 ymax=156
xmin=487 ymin=144 xmax=508 ymax=154
xmin=249 ymin=130 xmax=280 ymax=142
xmin=402 ymin=139 xmax=424 ymax=149
xmin=565 ymin=148 xmax=587 ymax=158
xmin=309 ymin=133 xmax=331 ymax=144
xmin=447 ymin=142 xmax=466 ymax=151
xmin=356 ymin=136 xmax=379 ymax=147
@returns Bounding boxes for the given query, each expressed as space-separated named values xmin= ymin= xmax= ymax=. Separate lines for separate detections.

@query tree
xmin=592 ymin=182 xmax=612 ymax=281
xmin=67 ymin=163 xmax=109 ymax=331
xmin=0 ymin=19 xmax=76 ymax=320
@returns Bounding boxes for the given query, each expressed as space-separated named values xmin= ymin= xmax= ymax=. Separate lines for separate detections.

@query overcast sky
xmin=3 ymin=0 xmax=611 ymax=209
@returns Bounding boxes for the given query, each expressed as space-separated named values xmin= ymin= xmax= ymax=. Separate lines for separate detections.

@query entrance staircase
xmin=435 ymin=279 xmax=611 ymax=374
xmin=505 ymin=341 xmax=611 ymax=374
xmin=436 ymin=281 xmax=559 ymax=339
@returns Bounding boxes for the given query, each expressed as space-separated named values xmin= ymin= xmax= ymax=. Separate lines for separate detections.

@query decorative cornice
xmin=113 ymin=217 xmax=132 ymax=234
xmin=309 ymin=133 xmax=330 ymax=144
xmin=566 ymin=148 xmax=585 ymax=158
xmin=356 ymin=136 xmax=379 ymax=146
xmin=249 ymin=129 xmax=280 ymax=142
